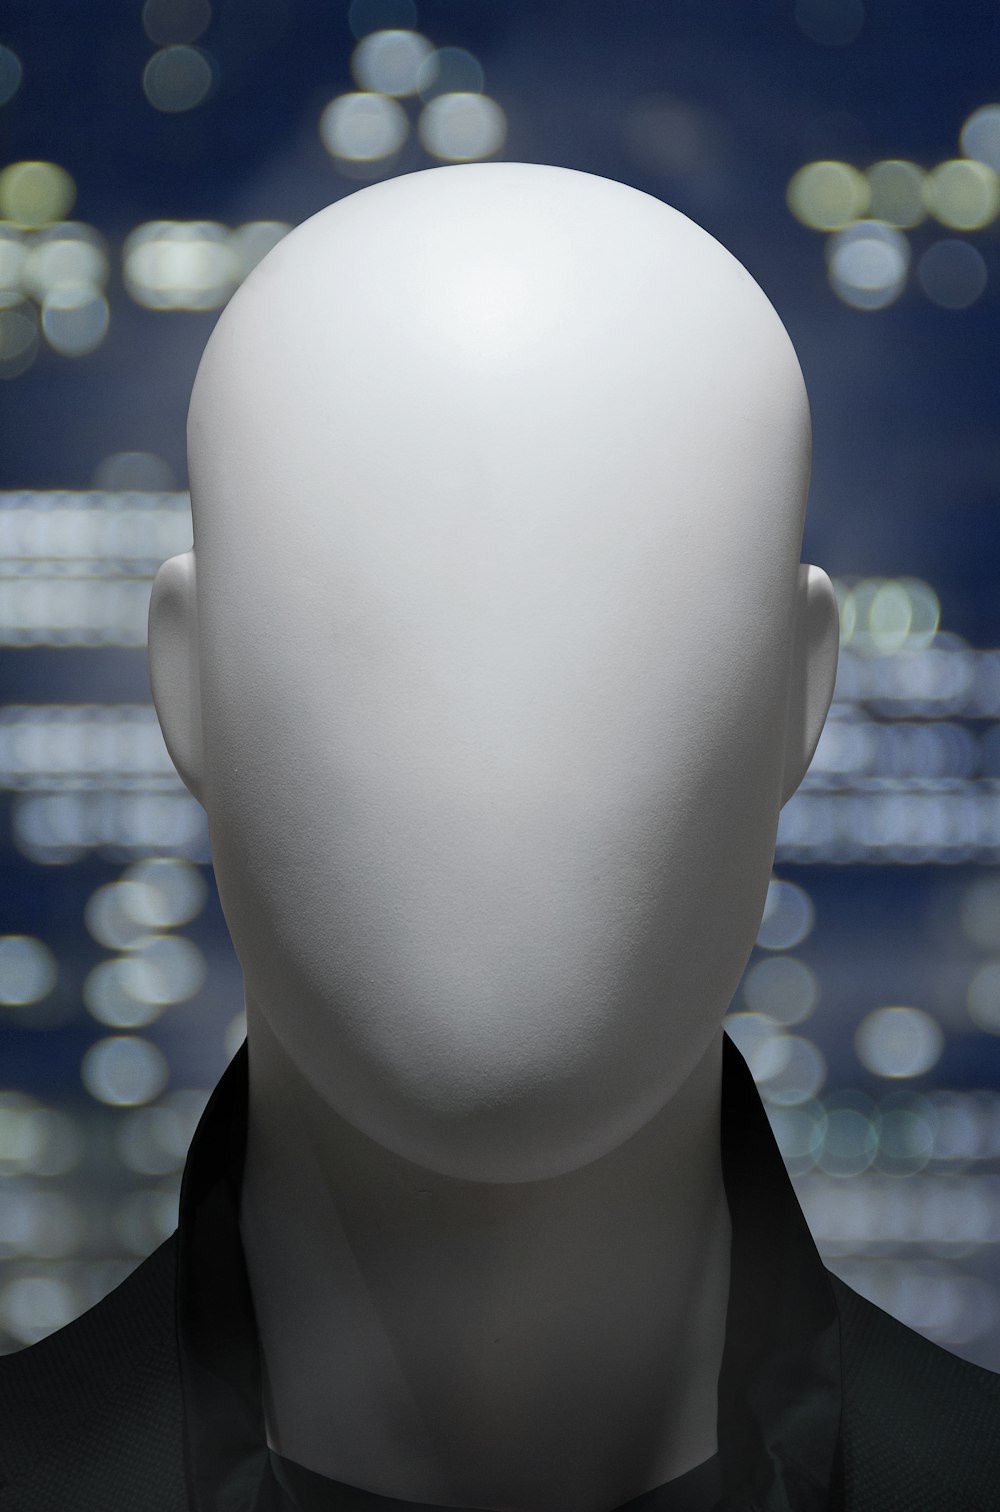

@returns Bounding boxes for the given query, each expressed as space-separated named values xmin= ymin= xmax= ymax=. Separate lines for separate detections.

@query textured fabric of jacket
xmin=0 ymin=1032 xmax=998 ymax=1512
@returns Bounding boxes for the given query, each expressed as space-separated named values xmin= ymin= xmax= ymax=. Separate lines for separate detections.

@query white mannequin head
xmin=149 ymin=162 xmax=838 ymax=1184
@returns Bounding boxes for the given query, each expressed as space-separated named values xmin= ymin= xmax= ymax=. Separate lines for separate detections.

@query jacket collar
xmin=174 ymin=1033 xmax=842 ymax=1512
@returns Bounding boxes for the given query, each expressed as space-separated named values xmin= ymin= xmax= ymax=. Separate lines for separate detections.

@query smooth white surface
xmin=148 ymin=162 xmax=839 ymax=1512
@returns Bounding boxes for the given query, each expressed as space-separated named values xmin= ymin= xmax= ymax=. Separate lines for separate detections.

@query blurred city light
xmin=0 ymin=936 xmax=57 ymax=1006
xmin=855 ymin=1005 xmax=945 ymax=1078
xmin=418 ymin=92 xmax=506 ymax=161
xmin=917 ymin=239 xmax=988 ymax=310
xmin=416 ymin=47 xmax=485 ymax=101
xmin=123 ymin=221 xmax=238 ymax=309
xmin=743 ymin=955 xmax=820 ymax=1024
xmin=826 ymin=220 xmax=909 ymax=310
xmin=0 ymin=45 xmax=22 ymax=107
xmin=351 ymin=29 xmax=433 ymax=95
xmin=80 ymin=1035 xmax=170 ymax=1106
xmin=756 ymin=878 xmax=815 ymax=950
xmin=319 ymin=91 xmax=409 ymax=163
xmin=0 ymin=163 xmax=76 ymax=228
xmin=923 ymin=158 xmax=1000 ymax=230
xmin=865 ymin=160 xmax=926 ymax=228
xmin=961 ymin=103 xmax=1000 ymax=173
xmin=142 ymin=45 xmax=215 ymax=112
xmin=787 ymin=160 xmax=869 ymax=230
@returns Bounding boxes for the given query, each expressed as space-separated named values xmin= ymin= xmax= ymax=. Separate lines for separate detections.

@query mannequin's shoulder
xmin=0 ymin=1233 xmax=185 ymax=1511
xmin=828 ymin=1267 xmax=1000 ymax=1512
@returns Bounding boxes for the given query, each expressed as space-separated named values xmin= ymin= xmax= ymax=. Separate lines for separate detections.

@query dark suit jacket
xmin=1 ymin=1035 xmax=998 ymax=1512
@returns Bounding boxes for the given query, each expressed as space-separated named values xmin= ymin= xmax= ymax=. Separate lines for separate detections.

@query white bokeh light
xmin=755 ymin=879 xmax=815 ymax=950
xmin=0 ymin=935 xmax=57 ymax=1005
xmin=418 ymin=92 xmax=506 ymax=162
xmin=827 ymin=220 xmax=909 ymax=309
xmin=81 ymin=1035 xmax=170 ymax=1106
xmin=351 ymin=29 xmax=433 ymax=95
xmin=961 ymin=103 xmax=1000 ymax=173
xmin=854 ymin=1005 xmax=944 ymax=1078
xmin=319 ymin=91 xmax=409 ymax=162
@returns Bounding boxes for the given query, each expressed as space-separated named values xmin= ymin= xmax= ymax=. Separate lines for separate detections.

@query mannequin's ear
xmin=780 ymin=563 xmax=840 ymax=808
xmin=148 ymin=550 xmax=205 ymax=807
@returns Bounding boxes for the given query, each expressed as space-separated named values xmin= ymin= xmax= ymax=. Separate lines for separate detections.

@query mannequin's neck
xmin=238 ymin=996 xmax=731 ymax=1512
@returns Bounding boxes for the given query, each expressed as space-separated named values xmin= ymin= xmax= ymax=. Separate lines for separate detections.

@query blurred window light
xmin=0 ymin=1092 xmax=39 ymax=1168
xmin=230 ymin=220 xmax=291 ymax=278
xmin=967 ymin=961 xmax=1000 ymax=1035
xmin=12 ymin=789 xmax=209 ymax=864
xmin=767 ymin=1101 xmax=826 ymax=1175
xmin=0 ymin=935 xmax=57 ymax=1005
xmin=416 ymin=47 xmax=485 ymax=101
xmin=0 ymin=706 xmax=177 ymax=787
xmin=809 ymin=712 xmax=877 ymax=780
xmin=85 ymin=881 xmax=162 ymax=950
xmin=854 ymin=1005 xmax=944 ymax=1078
xmin=41 ymin=287 xmax=110 ymax=356
xmin=0 ymin=45 xmax=23 ymax=107
xmin=0 ymin=226 xmax=28 ymax=298
xmin=794 ymin=0 xmax=865 ymax=47
xmin=91 ymin=452 xmax=177 ymax=491
xmin=0 ymin=162 xmax=76 ymax=228
xmin=864 ymin=160 xmax=926 ymax=228
xmin=872 ymin=722 xmax=976 ymax=782
xmin=0 ymin=1273 xmax=81 ymax=1346
xmin=125 ymin=933 xmax=207 ymax=1005
xmin=838 ymin=576 xmax=940 ymax=654
xmin=0 ymin=1103 xmax=82 ymax=1176
xmin=923 ymin=158 xmax=1000 ymax=229
xmin=723 ymin=1012 xmax=789 ymax=1081
xmin=786 ymin=160 xmax=869 ymax=230
xmin=961 ymin=103 xmax=1000 ymax=173
xmin=143 ymin=0 xmax=212 ymax=45
xmin=319 ymin=91 xmax=409 ymax=163
xmin=0 ymin=1189 xmax=85 ymax=1260
xmin=143 ymin=45 xmax=214 ymax=112
xmin=742 ymin=954 xmax=819 ymax=1025
xmin=756 ymin=878 xmax=815 ymax=950
xmin=927 ymin=1091 xmax=991 ymax=1161
xmin=352 ymin=29 xmax=434 ymax=96
xmin=23 ymin=224 xmax=109 ymax=300
xmin=84 ymin=956 xmax=169 ymax=1028
xmin=826 ymin=220 xmax=909 ymax=310
xmin=959 ymin=875 xmax=1000 ymax=951
xmin=81 ymin=1034 xmax=170 ymax=1106
xmin=875 ymin=1101 xmax=935 ymax=1175
xmin=817 ymin=1107 xmax=878 ymax=1177
xmin=0 ymin=300 xmax=40 ymax=379
xmin=418 ymin=92 xmax=506 ymax=162
xmin=916 ymin=238 xmax=988 ymax=310
xmin=122 ymin=856 xmax=207 ymax=927
xmin=114 ymin=1097 xmax=203 ymax=1175
xmin=348 ymin=0 xmax=416 ymax=38
xmin=758 ymin=1035 xmax=827 ymax=1105
xmin=123 ymin=221 xmax=239 ymax=309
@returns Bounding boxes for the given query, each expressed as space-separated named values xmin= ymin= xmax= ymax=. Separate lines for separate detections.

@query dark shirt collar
xmin=174 ymin=1034 xmax=842 ymax=1512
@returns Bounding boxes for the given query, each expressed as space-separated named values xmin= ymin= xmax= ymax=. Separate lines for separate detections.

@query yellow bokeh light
xmin=865 ymin=160 xmax=926 ymax=228
xmin=0 ymin=162 xmax=76 ymax=229
xmin=923 ymin=158 xmax=1000 ymax=230
xmin=787 ymin=160 xmax=869 ymax=230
